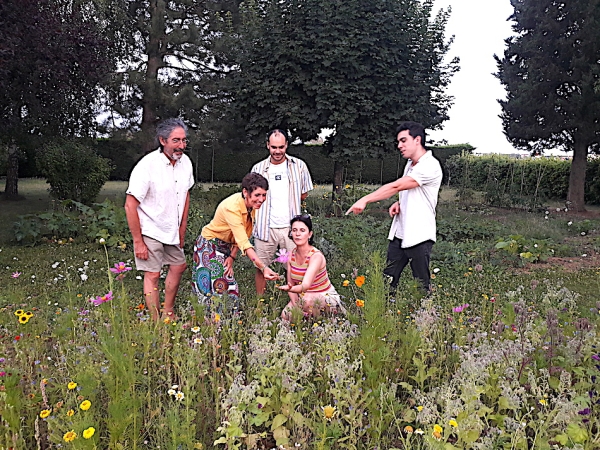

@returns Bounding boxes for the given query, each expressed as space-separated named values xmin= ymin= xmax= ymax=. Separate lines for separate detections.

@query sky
xmin=428 ymin=0 xmax=521 ymax=154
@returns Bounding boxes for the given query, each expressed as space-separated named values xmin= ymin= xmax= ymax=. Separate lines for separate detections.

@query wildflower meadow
xmin=1 ymin=183 xmax=600 ymax=449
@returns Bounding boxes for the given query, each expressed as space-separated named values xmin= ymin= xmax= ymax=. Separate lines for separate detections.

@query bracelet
xmin=228 ymin=255 xmax=236 ymax=261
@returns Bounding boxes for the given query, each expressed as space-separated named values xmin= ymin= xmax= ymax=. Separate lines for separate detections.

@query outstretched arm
xmin=345 ymin=176 xmax=419 ymax=215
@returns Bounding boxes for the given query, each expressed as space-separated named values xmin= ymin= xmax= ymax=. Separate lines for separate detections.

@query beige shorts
xmin=254 ymin=227 xmax=296 ymax=266
xmin=134 ymin=235 xmax=186 ymax=273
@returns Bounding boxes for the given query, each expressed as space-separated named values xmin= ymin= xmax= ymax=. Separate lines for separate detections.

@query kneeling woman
xmin=277 ymin=214 xmax=345 ymax=320
xmin=192 ymin=173 xmax=279 ymax=307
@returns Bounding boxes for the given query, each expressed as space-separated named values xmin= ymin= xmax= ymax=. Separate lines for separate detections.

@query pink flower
xmin=90 ymin=291 xmax=113 ymax=306
xmin=273 ymin=249 xmax=290 ymax=264
xmin=11 ymin=272 xmax=21 ymax=278
xmin=452 ymin=303 xmax=469 ymax=313
xmin=110 ymin=262 xmax=132 ymax=275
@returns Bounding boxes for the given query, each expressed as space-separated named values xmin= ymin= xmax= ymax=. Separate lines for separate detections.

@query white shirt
xmin=126 ymin=149 xmax=194 ymax=245
xmin=388 ymin=151 xmax=442 ymax=248
xmin=268 ymin=163 xmax=291 ymax=228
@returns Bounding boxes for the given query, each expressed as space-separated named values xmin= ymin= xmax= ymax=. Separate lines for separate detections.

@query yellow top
xmin=201 ymin=193 xmax=255 ymax=254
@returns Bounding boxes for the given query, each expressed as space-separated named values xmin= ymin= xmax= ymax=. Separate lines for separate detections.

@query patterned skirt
xmin=192 ymin=236 xmax=239 ymax=307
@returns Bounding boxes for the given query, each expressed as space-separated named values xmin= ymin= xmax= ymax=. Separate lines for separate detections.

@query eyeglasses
xmin=170 ymin=138 xmax=189 ymax=144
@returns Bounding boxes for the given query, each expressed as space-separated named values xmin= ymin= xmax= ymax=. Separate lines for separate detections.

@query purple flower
xmin=453 ymin=303 xmax=470 ymax=313
xmin=110 ymin=262 xmax=132 ymax=275
xmin=0 ymin=371 xmax=5 ymax=377
xmin=11 ymin=272 xmax=21 ymax=278
xmin=273 ymin=249 xmax=290 ymax=264
xmin=592 ymin=355 xmax=600 ymax=361
xmin=90 ymin=291 xmax=113 ymax=306
xmin=578 ymin=408 xmax=591 ymax=415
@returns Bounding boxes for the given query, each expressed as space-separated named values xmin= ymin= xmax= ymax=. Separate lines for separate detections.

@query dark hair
xmin=156 ymin=118 xmax=188 ymax=150
xmin=242 ymin=173 xmax=269 ymax=196
xmin=289 ymin=214 xmax=314 ymax=245
xmin=396 ymin=121 xmax=426 ymax=148
xmin=266 ymin=129 xmax=289 ymax=144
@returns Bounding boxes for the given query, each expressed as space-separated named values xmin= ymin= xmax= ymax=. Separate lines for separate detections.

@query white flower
xmin=175 ymin=391 xmax=185 ymax=401
xmin=534 ymin=244 xmax=538 ymax=248
xmin=340 ymin=274 xmax=346 ymax=278
xmin=433 ymin=268 xmax=440 ymax=273
xmin=556 ymin=208 xmax=561 ymax=212
xmin=564 ymin=208 xmax=568 ymax=212
xmin=80 ymin=274 xmax=88 ymax=282
xmin=84 ymin=261 xmax=89 ymax=266
xmin=167 ymin=389 xmax=176 ymax=396
xmin=171 ymin=384 xmax=179 ymax=389
xmin=581 ymin=232 xmax=586 ymax=236
xmin=582 ymin=254 xmax=587 ymax=257
xmin=52 ymin=262 xmax=60 ymax=269
xmin=568 ymin=221 xmax=573 ymax=226
xmin=136 ymin=275 xmax=142 ymax=280
xmin=193 ymin=338 xmax=203 ymax=344
xmin=191 ymin=326 xmax=200 ymax=333
xmin=545 ymin=211 xmax=549 ymax=215
xmin=544 ymin=216 xmax=548 ymax=220
xmin=99 ymin=238 xmax=106 ymax=244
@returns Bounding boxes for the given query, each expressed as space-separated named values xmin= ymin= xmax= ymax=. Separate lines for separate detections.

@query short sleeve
xmin=126 ymin=160 xmax=150 ymax=202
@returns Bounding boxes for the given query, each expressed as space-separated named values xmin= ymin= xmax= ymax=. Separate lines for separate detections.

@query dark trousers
xmin=384 ymin=238 xmax=433 ymax=293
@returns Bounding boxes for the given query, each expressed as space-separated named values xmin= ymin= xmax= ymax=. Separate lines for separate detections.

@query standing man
xmin=251 ymin=129 xmax=314 ymax=294
xmin=346 ymin=121 xmax=442 ymax=295
xmin=125 ymin=118 xmax=195 ymax=321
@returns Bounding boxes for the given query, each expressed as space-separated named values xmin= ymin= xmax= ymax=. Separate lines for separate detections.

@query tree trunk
xmin=140 ymin=0 xmax=165 ymax=155
xmin=4 ymin=142 xmax=20 ymax=200
xmin=567 ymin=137 xmax=588 ymax=212
xmin=331 ymin=160 xmax=344 ymax=216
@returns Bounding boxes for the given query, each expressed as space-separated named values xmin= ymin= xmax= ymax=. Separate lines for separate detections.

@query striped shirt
xmin=289 ymin=248 xmax=332 ymax=293
xmin=251 ymin=154 xmax=313 ymax=241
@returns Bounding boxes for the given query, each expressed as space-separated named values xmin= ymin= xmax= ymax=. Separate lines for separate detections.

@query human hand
xmin=224 ymin=256 xmax=234 ymax=277
xmin=277 ymin=284 xmax=291 ymax=291
xmin=134 ymin=240 xmax=149 ymax=260
xmin=389 ymin=201 xmax=400 ymax=217
xmin=263 ymin=267 xmax=280 ymax=281
xmin=345 ymin=199 xmax=367 ymax=215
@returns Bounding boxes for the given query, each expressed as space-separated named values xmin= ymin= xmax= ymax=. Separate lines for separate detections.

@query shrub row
xmin=446 ymin=154 xmax=600 ymax=207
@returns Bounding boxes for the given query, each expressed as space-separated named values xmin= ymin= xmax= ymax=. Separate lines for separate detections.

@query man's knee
xmin=169 ymin=262 xmax=187 ymax=275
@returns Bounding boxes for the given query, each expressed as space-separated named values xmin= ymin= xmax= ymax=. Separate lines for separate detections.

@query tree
xmin=231 ymin=0 xmax=457 ymax=199
xmin=0 ymin=0 xmax=119 ymax=199
xmin=496 ymin=0 xmax=600 ymax=211
xmin=102 ymin=0 xmax=242 ymax=154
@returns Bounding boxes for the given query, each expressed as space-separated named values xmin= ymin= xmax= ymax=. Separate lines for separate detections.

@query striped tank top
xmin=289 ymin=247 xmax=332 ymax=293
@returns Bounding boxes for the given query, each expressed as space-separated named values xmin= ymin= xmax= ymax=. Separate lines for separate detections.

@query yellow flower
xmin=539 ymin=399 xmax=547 ymax=405
xmin=82 ymin=427 xmax=95 ymax=439
xmin=19 ymin=315 xmax=30 ymax=324
xmin=23 ymin=311 xmax=33 ymax=318
xmin=14 ymin=309 xmax=24 ymax=316
xmin=39 ymin=409 xmax=51 ymax=419
xmin=344 ymin=184 xmax=351 ymax=189
xmin=68 ymin=381 xmax=77 ymax=390
xmin=433 ymin=424 xmax=443 ymax=434
xmin=342 ymin=280 xmax=350 ymax=287
xmin=354 ymin=275 xmax=365 ymax=287
xmin=404 ymin=425 xmax=414 ymax=434
xmin=416 ymin=405 xmax=423 ymax=412
xmin=214 ymin=313 xmax=221 ymax=323
xmin=79 ymin=400 xmax=91 ymax=411
xmin=449 ymin=418 xmax=458 ymax=428
xmin=67 ymin=409 xmax=75 ymax=417
xmin=63 ymin=430 xmax=77 ymax=442
xmin=355 ymin=299 xmax=365 ymax=308
xmin=322 ymin=405 xmax=338 ymax=421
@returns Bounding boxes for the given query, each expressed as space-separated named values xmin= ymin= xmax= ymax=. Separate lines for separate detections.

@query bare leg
xmin=143 ymin=271 xmax=161 ymax=321
xmin=163 ymin=263 xmax=187 ymax=317
xmin=255 ymin=268 xmax=266 ymax=295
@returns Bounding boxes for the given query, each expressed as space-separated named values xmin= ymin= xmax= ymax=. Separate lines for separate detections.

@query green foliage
xmin=13 ymin=199 xmax=130 ymax=247
xmin=494 ymin=234 xmax=557 ymax=263
xmin=446 ymin=154 xmax=600 ymax=206
xmin=36 ymin=140 xmax=113 ymax=205
xmin=497 ymin=0 xmax=600 ymax=210
xmin=232 ymin=0 xmax=458 ymax=182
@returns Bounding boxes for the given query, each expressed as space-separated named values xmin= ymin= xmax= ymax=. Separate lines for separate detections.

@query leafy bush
xmin=36 ymin=139 xmax=113 ymax=205
xmin=13 ymin=199 xmax=130 ymax=247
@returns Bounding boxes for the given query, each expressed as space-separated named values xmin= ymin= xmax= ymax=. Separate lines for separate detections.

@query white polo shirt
xmin=387 ymin=151 xmax=442 ymax=248
xmin=126 ymin=149 xmax=194 ymax=245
